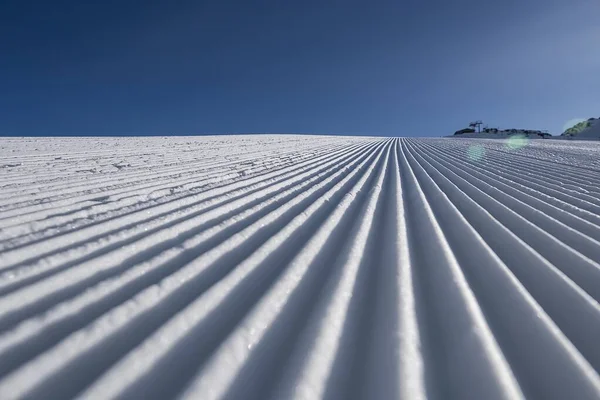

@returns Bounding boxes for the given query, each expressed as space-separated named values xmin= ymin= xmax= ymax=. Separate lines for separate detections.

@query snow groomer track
xmin=1 ymin=135 xmax=600 ymax=400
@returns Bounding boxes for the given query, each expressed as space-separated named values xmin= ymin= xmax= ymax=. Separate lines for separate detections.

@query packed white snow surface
xmin=1 ymin=135 xmax=600 ymax=400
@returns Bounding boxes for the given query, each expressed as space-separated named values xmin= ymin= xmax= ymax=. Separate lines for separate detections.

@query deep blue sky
xmin=1 ymin=0 xmax=599 ymax=136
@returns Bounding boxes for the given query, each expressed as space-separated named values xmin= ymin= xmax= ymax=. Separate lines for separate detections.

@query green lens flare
xmin=467 ymin=145 xmax=485 ymax=161
xmin=563 ymin=118 xmax=586 ymax=133
xmin=506 ymin=134 xmax=528 ymax=150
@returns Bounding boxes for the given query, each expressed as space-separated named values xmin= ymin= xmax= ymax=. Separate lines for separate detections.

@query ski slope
xmin=1 ymin=135 xmax=600 ymax=400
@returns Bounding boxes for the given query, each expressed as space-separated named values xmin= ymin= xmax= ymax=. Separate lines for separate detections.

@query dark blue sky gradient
xmin=1 ymin=0 xmax=599 ymax=136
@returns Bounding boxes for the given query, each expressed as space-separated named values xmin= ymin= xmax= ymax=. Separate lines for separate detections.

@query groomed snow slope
xmin=1 ymin=135 xmax=600 ymax=400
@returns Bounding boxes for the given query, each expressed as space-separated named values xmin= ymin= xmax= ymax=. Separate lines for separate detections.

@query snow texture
xmin=1 ymin=135 xmax=600 ymax=400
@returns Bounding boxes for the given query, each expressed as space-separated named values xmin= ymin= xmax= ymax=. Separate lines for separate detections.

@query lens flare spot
xmin=506 ymin=134 xmax=528 ymax=150
xmin=467 ymin=145 xmax=485 ymax=161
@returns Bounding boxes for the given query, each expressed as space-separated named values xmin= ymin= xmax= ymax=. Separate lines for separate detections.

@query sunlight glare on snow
xmin=467 ymin=145 xmax=485 ymax=161
xmin=505 ymin=134 xmax=528 ymax=150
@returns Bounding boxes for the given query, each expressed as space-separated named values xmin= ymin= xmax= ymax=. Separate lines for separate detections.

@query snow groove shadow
xmin=0 ymin=169 xmax=338 ymax=376
xmin=321 ymin=141 xmax=397 ymax=400
xmin=410 ymin=140 xmax=600 ymax=301
xmin=0 ymin=142 xmax=359 ymax=264
xmin=219 ymin=142 xmax=391 ymax=400
xmin=0 ymin=142 xmax=372 ymax=298
xmin=18 ymin=142 xmax=389 ymax=400
xmin=414 ymin=140 xmax=600 ymax=243
xmin=397 ymin=140 xmax=522 ymax=400
xmin=0 ymin=142 xmax=338 ymax=222
xmin=403 ymin=140 xmax=600 ymax=399
xmin=406 ymin=140 xmax=600 ymax=378
xmin=0 ymin=142 xmax=381 ymax=377
xmin=414 ymin=139 xmax=600 ymax=239
xmin=0 ymin=142 xmax=353 ymax=242
xmin=0 ymin=142 xmax=326 ymax=208
xmin=398 ymin=143 xmax=447 ymax=400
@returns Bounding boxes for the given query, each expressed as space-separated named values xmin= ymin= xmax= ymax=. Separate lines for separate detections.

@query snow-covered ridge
xmin=562 ymin=118 xmax=600 ymax=139
xmin=450 ymin=131 xmax=551 ymax=139
xmin=451 ymin=128 xmax=552 ymax=139
xmin=1 ymin=135 xmax=600 ymax=399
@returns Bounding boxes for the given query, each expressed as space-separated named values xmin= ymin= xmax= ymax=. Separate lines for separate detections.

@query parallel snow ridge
xmin=1 ymin=135 xmax=600 ymax=400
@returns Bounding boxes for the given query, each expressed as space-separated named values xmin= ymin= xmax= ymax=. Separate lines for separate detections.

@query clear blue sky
xmin=1 ymin=0 xmax=599 ymax=136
